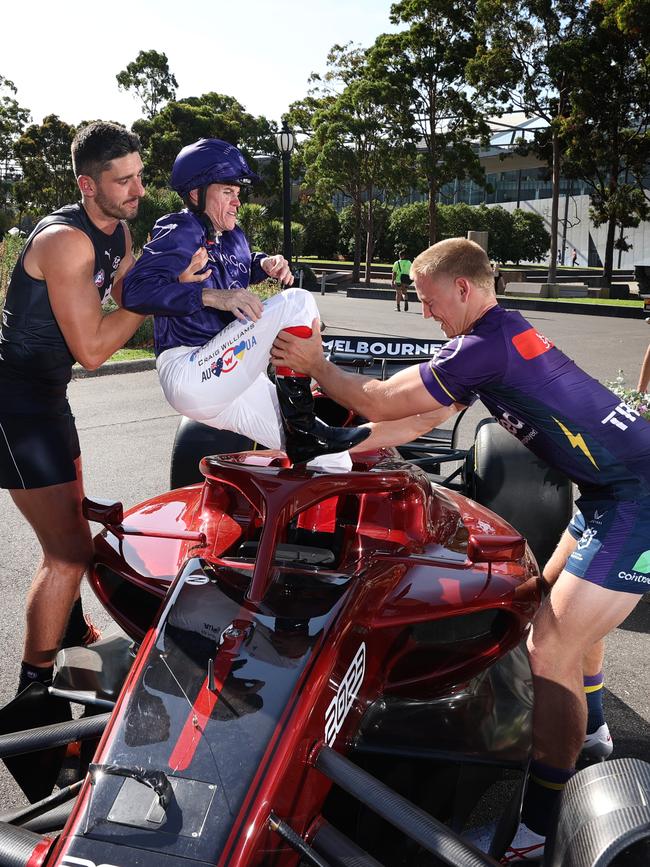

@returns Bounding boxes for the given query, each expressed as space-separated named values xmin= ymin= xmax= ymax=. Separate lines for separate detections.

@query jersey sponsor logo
xmin=552 ymin=418 xmax=599 ymax=469
xmin=511 ymin=328 xmax=554 ymax=360
xmin=618 ymin=570 xmax=650 ymax=584
xmin=632 ymin=550 xmax=650 ymax=573
xmin=324 ymin=642 xmax=365 ymax=747
xmin=495 ymin=408 xmax=538 ymax=445
xmin=93 ymin=269 xmax=105 ymax=288
xmin=200 ymin=336 xmax=257 ymax=382
xmin=601 ymin=402 xmax=640 ymax=431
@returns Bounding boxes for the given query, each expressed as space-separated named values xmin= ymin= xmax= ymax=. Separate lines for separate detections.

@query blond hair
xmin=411 ymin=238 xmax=495 ymax=292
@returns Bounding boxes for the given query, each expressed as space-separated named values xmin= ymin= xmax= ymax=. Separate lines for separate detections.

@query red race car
xmin=0 ymin=337 xmax=648 ymax=867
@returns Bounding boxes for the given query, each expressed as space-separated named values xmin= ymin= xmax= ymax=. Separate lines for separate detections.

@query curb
xmin=345 ymin=287 xmax=645 ymax=319
xmin=72 ymin=357 xmax=157 ymax=379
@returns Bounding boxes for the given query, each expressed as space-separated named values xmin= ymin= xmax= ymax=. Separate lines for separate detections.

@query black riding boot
xmin=276 ymin=375 xmax=370 ymax=465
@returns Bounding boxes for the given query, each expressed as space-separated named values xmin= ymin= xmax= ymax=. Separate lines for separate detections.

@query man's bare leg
xmin=542 ymin=529 xmax=605 ymax=676
xmin=10 ymin=457 xmax=92 ymax=670
xmin=527 ymin=572 xmax=639 ymax=769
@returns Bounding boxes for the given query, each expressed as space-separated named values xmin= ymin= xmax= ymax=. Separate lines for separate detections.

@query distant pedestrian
xmin=571 ymin=249 xmax=578 ymax=266
xmin=392 ymin=249 xmax=412 ymax=312
xmin=492 ymin=261 xmax=505 ymax=294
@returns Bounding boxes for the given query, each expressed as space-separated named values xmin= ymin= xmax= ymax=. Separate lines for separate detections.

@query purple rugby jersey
xmin=122 ymin=209 xmax=268 ymax=355
xmin=419 ymin=305 xmax=650 ymax=499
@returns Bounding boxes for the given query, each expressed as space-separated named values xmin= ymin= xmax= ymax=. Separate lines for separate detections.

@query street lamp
xmin=276 ymin=120 xmax=295 ymax=264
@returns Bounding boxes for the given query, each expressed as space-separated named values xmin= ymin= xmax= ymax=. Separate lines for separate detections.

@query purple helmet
xmin=170 ymin=139 xmax=260 ymax=195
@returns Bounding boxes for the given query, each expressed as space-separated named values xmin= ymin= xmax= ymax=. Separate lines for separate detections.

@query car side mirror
xmin=468 ymin=533 xmax=526 ymax=563
xmin=82 ymin=497 xmax=124 ymax=526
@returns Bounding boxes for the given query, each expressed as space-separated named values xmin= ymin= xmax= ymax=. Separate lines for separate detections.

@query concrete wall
xmin=492 ymin=194 xmax=650 ymax=268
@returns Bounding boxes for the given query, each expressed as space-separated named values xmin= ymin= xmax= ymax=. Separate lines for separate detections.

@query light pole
xmin=276 ymin=120 xmax=295 ymax=265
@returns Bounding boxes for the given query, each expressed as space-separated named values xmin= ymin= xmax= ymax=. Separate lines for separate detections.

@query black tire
xmin=466 ymin=418 xmax=573 ymax=570
xmin=169 ymin=417 xmax=255 ymax=489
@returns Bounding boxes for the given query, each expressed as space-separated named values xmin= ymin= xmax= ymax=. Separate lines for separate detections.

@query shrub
xmin=130 ymin=188 xmax=184 ymax=251
xmin=0 ymin=234 xmax=25 ymax=308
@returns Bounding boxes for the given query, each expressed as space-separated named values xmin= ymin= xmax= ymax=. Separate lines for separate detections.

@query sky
xmin=2 ymin=0 xmax=400 ymax=129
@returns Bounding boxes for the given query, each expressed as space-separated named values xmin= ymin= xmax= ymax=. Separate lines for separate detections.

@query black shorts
xmin=0 ymin=408 xmax=80 ymax=489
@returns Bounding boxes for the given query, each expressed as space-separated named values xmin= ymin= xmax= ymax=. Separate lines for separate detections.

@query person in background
xmin=391 ymin=249 xmax=412 ymax=312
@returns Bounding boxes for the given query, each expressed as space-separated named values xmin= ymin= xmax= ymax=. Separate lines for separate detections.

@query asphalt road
xmin=0 ymin=294 xmax=648 ymax=812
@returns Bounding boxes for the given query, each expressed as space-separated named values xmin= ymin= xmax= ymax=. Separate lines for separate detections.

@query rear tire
xmin=466 ymin=418 xmax=573 ymax=570
xmin=169 ymin=417 xmax=255 ymax=489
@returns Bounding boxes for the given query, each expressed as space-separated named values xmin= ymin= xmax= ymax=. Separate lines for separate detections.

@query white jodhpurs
xmin=157 ymin=287 xmax=319 ymax=452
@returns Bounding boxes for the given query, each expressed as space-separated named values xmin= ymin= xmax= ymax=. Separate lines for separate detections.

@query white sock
xmin=306 ymin=450 xmax=352 ymax=472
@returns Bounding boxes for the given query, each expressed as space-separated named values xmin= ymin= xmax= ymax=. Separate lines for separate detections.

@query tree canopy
xmin=116 ymin=50 xmax=178 ymax=120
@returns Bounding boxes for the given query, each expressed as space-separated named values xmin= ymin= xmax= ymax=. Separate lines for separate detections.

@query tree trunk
xmin=603 ymin=214 xmax=617 ymax=286
xmin=352 ymin=197 xmax=362 ymax=282
xmin=548 ymin=130 xmax=561 ymax=285
xmin=602 ymin=172 xmax=618 ymax=285
xmin=428 ymin=180 xmax=438 ymax=246
xmin=364 ymin=198 xmax=374 ymax=285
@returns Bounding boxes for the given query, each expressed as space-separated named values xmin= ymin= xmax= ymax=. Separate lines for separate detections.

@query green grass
xmin=108 ymin=348 xmax=155 ymax=362
xmin=506 ymin=295 xmax=642 ymax=307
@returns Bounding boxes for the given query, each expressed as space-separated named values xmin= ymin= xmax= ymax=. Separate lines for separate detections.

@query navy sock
xmin=522 ymin=760 xmax=574 ymax=836
xmin=584 ymin=672 xmax=605 ymax=734
xmin=17 ymin=661 xmax=54 ymax=695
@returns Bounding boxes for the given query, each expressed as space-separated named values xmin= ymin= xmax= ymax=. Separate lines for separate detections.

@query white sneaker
xmin=582 ymin=722 xmax=613 ymax=760
xmin=464 ymin=821 xmax=545 ymax=862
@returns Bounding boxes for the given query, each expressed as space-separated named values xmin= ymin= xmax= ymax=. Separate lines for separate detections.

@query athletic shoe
xmin=581 ymin=722 xmax=613 ymax=760
xmin=464 ymin=821 xmax=545 ymax=863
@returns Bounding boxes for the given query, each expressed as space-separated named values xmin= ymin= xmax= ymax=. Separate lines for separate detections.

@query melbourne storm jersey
xmin=0 ymin=204 xmax=125 ymax=410
xmin=122 ymin=209 xmax=268 ymax=355
xmin=419 ymin=305 xmax=650 ymax=499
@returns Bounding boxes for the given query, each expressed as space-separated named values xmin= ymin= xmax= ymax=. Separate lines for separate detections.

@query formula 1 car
xmin=0 ymin=337 xmax=649 ymax=867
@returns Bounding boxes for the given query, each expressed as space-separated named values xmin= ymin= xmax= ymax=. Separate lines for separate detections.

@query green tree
xmin=13 ymin=115 xmax=77 ymax=214
xmin=133 ymin=93 xmax=277 ymax=196
xmin=510 ymin=208 xmax=551 ymax=263
xmin=296 ymin=195 xmax=340 ymax=258
xmin=388 ymin=201 xmax=429 ymax=259
xmin=237 ymin=203 xmax=268 ymax=249
xmin=369 ymin=0 xmax=489 ymax=247
xmin=130 ymin=188 xmax=183 ymax=250
xmin=0 ymin=76 xmax=30 ymax=179
xmin=299 ymin=43 xmax=411 ymax=282
xmin=116 ymin=50 xmax=178 ymax=120
xmin=468 ymin=0 xmax=590 ymax=284
xmin=558 ymin=2 xmax=650 ymax=281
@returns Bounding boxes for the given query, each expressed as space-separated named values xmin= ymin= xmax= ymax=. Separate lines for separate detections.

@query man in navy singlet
xmin=0 ymin=122 xmax=145 ymax=695
xmin=271 ymin=237 xmax=649 ymax=861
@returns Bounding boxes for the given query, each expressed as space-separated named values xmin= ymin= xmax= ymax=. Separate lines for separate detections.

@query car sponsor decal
xmin=511 ymin=328 xmax=554 ymax=360
xmin=324 ymin=642 xmax=365 ymax=747
xmin=322 ymin=336 xmax=444 ymax=359
xmin=61 ymin=857 xmax=121 ymax=867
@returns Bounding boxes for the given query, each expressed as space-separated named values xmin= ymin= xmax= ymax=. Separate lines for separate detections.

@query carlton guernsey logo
xmin=201 ymin=336 xmax=257 ymax=382
xmin=93 ymin=269 xmax=105 ymax=288
xmin=512 ymin=328 xmax=554 ymax=360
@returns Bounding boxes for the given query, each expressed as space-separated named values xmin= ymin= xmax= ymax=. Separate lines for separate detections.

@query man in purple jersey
xmin=272 ymin=237 xmax=650 ymax=861
xmin=123 ymin=138 xmax=369 ymax=468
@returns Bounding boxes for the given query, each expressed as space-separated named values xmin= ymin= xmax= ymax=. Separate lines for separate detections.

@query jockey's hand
xmin=202 ymin=287 xmax=264 ymax=322
xmin=261 ymin=254 xmax=293 ymax=286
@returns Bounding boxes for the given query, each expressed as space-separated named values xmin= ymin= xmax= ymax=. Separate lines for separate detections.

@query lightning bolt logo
xmin=552 ymin=418 xmax=599 ymax=469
